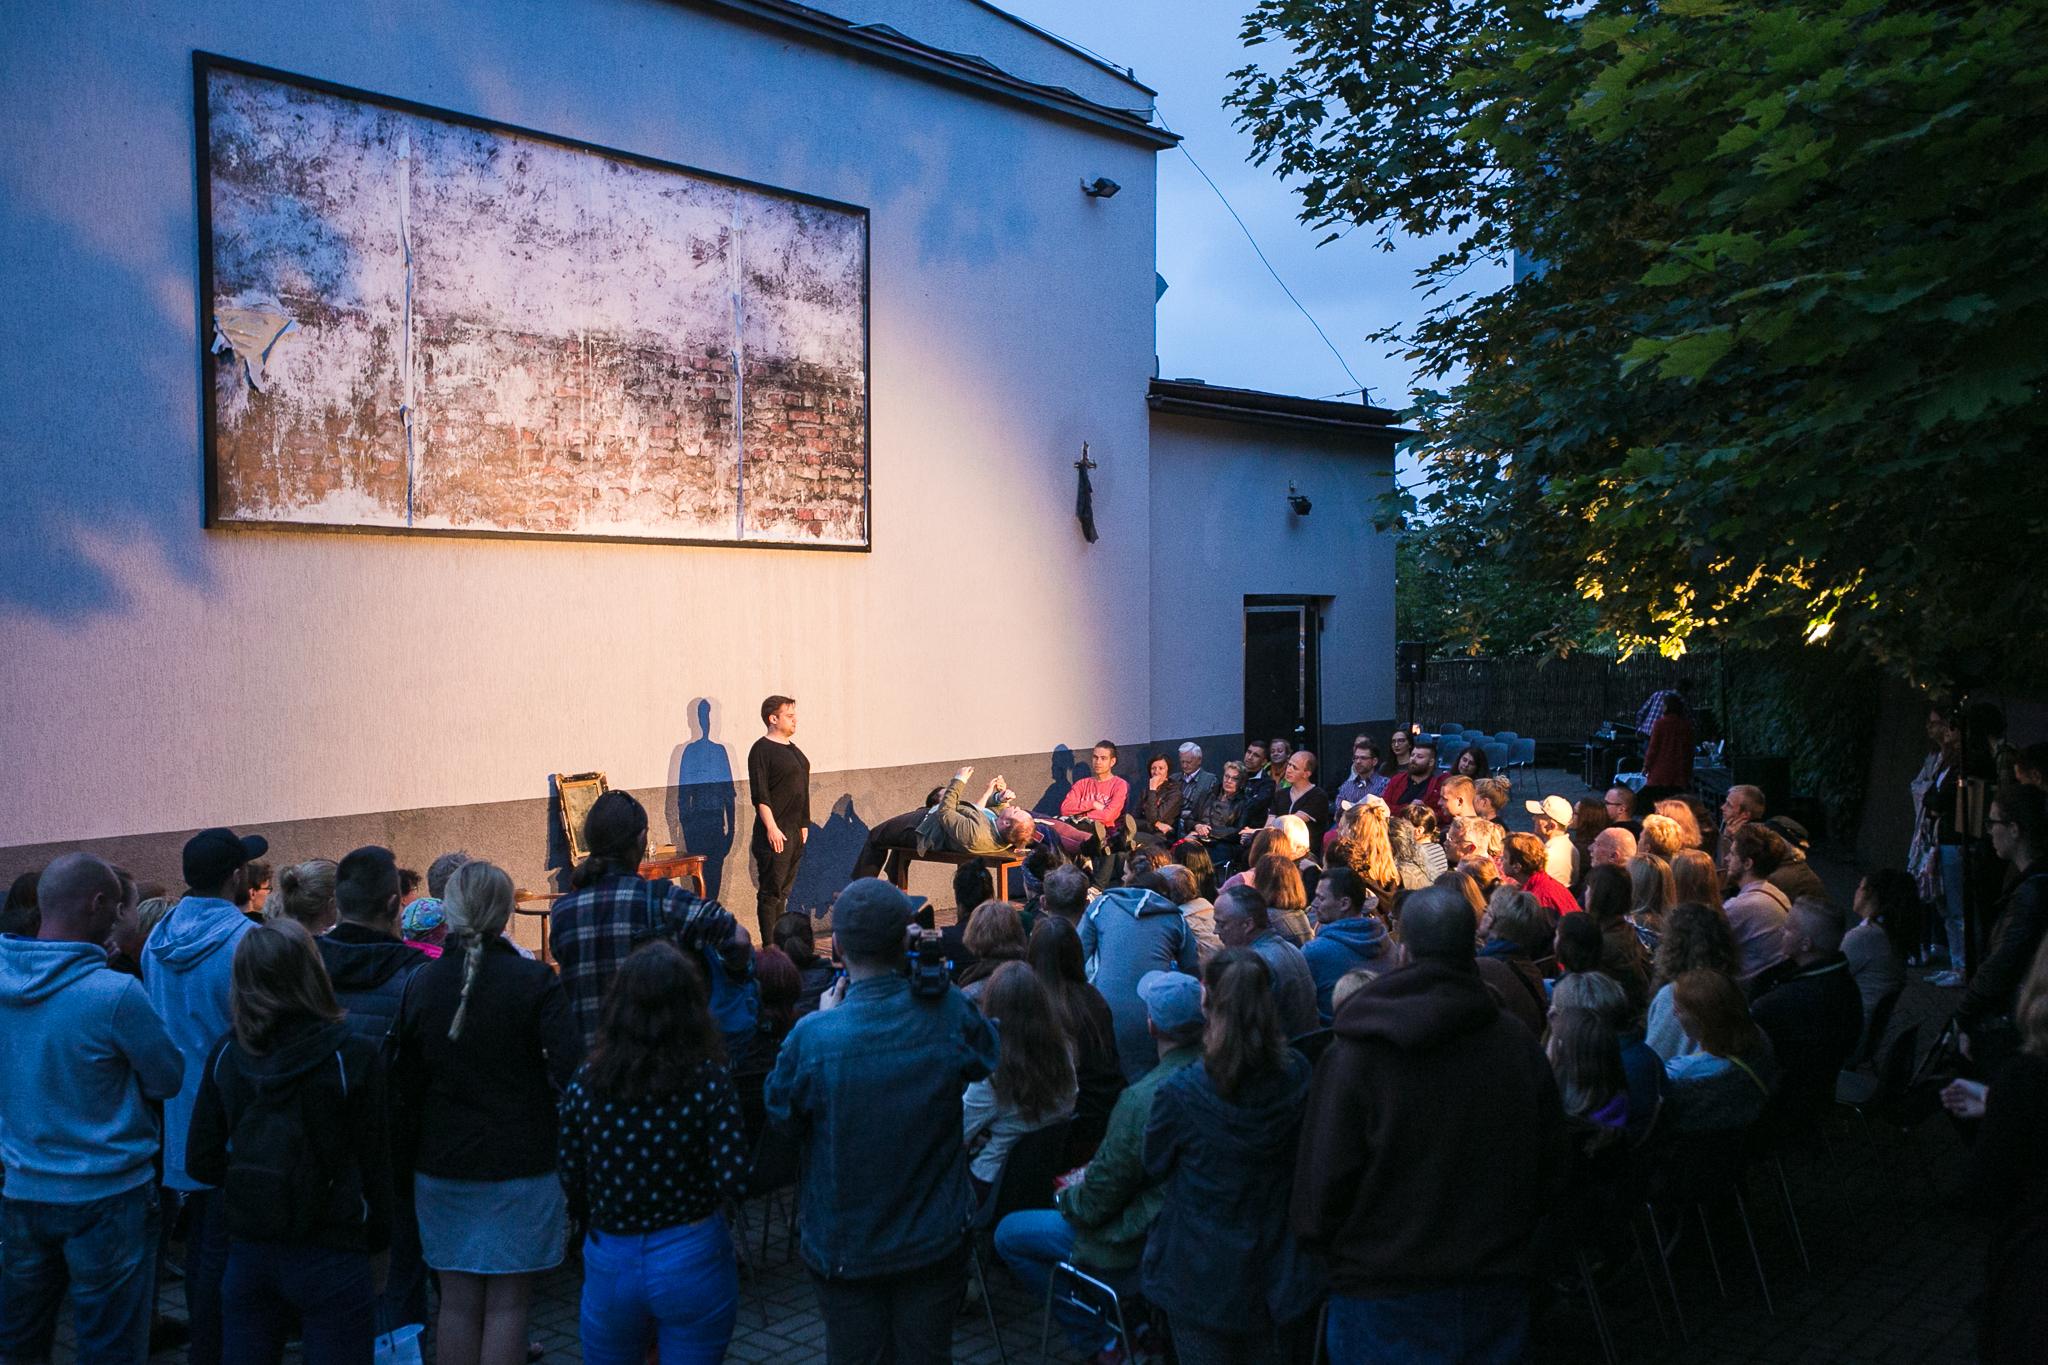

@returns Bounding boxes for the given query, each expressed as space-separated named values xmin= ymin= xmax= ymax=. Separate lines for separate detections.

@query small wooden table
xmin=513 ymin=890 xmax=560 ymax=967
xmin=639 ymin=853 xmax=708 ymax=896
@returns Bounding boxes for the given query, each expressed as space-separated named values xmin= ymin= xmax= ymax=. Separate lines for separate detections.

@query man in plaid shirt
xmin=550 ymin=790 xmax=748 ymax=1046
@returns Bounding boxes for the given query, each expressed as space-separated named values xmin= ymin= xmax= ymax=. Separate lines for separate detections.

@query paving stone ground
xmin=58 ymin=770 xmax=1993 ymax=1363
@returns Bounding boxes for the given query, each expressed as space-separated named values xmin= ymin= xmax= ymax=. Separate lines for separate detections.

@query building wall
xmin=1146 ymin=410 xmax=1398 ymax=765
xmin=0 ymin=0 xmax=1160 ymax=886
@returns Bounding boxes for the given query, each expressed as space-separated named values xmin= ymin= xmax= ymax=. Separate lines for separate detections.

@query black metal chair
xmin=971 ymin=1118 xmax=1074 ymax=1365
xmin=1038 ymin=1261 xmax=1136 ymax=1364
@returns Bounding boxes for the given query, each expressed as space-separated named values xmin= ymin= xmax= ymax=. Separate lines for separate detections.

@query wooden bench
xmin=884 ymin=848 xmax=1024 ymax=903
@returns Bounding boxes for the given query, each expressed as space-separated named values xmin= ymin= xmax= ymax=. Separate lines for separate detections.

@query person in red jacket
xmin=1641 ymin=692 xmax=1696 ymax=797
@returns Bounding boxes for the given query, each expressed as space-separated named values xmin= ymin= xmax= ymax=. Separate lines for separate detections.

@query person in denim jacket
xmin=765 ymin=879 xmax=1001 ymax=1365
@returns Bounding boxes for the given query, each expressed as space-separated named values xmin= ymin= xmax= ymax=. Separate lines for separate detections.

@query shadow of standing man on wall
xmin=789 ymin=794 xmax=870 ymax=927
xmin=668 ymin=697 xmax=736 ymax=899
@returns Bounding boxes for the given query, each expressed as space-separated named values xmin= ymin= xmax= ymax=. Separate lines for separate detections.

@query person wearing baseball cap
xmin=994 ymin=968 xmax=1206 ymax=1354
xmin=765 ymin=879 xmax=1000 ymax=1362
xmin=1524 ymin=794 xmax=1579 ymax=886
xmin=142 ymin=826 xmax=267 ymax=1364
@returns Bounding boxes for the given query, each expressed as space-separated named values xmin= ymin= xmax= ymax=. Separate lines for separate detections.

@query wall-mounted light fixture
xmin=1287 ymin=482 xmax=1313 ymax=516
xmin=1081 ymin=176 xmax=1121 ymax=199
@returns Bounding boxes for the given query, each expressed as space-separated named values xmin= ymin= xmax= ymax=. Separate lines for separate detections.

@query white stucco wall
xmin=1146 ymin=410 xmax=1397 ymax=741
xmin=0 ymin=0 xmax=1160 ymax=846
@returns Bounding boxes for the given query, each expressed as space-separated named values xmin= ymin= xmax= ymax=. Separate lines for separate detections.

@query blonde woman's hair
xmin=2017 ymin=933 xmax=2048 ymax=1058
xmin=1652 ymin=799 xmax=1704 ymax=851
xmin=443 ymin=859 xmax=515 ymax=1040
xmin=1639 ymin=813 xmax=1685 ymax=860
xmin=1333 ymin=801 xmax=1399 ymax=887
xmin=135 ymin=896 xmax=176 ymax=943
xmin=268 ymin=859 xmax=339 ymax=931
xmin=1628 ymin=854 xmax=1676 ymax=919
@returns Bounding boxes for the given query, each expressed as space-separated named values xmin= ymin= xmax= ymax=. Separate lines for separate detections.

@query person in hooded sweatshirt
xmin=186 ymin=919 xmax=392 ymax=1365
xmin=1300 ymin=867 xmax=1392 ymax=1025
xmin=1141 ymin=949 xmax=1320 ymax=1362
xmin=1293 ymin=886 xmax=1566 ymax=1363
xmin=145 ymin=825 xmax=266 ymax=1365
xmin=1079 ymin=870 xmax=1200 ymax=1080
xmin=315 ymin=845 xmax=431 ymax=1334
xmin=0 ymin=853 xmax=182 ymax=1365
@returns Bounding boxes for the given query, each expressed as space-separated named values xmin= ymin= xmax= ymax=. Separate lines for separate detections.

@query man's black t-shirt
xmin=748 ymin=738 xmax=811 ymax=845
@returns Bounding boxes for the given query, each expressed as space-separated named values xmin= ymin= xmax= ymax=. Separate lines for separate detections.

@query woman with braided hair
xmin=396 ymin=860 xmax=583 ymax=1365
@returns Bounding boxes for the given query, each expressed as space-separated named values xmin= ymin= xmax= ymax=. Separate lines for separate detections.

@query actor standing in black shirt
xmin=749 ymin=695 xmax=810 ymax=941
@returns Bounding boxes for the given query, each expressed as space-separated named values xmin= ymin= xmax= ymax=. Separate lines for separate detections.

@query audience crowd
xmin=3 ymin=706 xmax=2046 ymax=1365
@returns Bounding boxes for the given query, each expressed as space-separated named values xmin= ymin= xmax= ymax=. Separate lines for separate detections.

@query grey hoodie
xmin=143 ymin=895 xmax=253 ymax=1189
xmin=0 ymin=936 xmax=182 ymax=1201
xmin=1080 ymin=887 xmax=1199 ymax=1080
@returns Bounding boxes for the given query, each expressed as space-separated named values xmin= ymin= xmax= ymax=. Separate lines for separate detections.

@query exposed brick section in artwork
xmin=738 ymin=358 xmax=867 ymax=542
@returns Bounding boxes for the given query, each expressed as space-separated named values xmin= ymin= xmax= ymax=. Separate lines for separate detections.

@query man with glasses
xmin=1603 ymin=786 xmax=1641 ymax=836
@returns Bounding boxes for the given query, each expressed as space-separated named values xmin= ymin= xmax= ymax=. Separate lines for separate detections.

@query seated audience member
xmin=267 ymin=859 xmax=340 ymax=935
xmin=1451 ymin=742 xmax=1490 ymax=780
xmin=1382 ymin=742 xmax=1443 ymax=812
xmin=1026 ymin=917 xmax=1125 ymax=1159
xmin=1652 ymin=798 xmax=1706 ymax=853
xmin=1388 ymin=728 xmax=1414 ymax=771
xmin=1662 ymin=969 xmax=1779 ymax=1134
xmin=1957 ymin=784 xmax=2048 ymax=1068
xmin=1569 ymin=798 xmax=1613 ymax=881
xmin=1329 ymin=796 xmax=1402 ymax=907
xmin=1764 ymin=817 xmax=1829 ymax=904
xmin=1437 ymin=774 xmax=1478 ymax=828
xmin=1552 ymin=970 xmax=1665 ymax=1143
xmin=1080 ymin=875 xmax=1201 ymax=1081
xmin=937 ymin=862 xmax=993 ymax=975
xmin=1302 ymin=867 xmax=1393 ymax=1024
xmin=738 ymin=945 xmax=804 ymax=1079
xmin=963 ymin=964 xmax=1078 ymax=1198
xmin=1627 ymin=853 xmax=1676 ymax=955
xmin=1172 ymin=840 xmax=1220 ymax=902
xmin=1644 ymin=900 xmax=1745 ymax=1061
xmin=1638 ymin=812 xmax=1686 ymax=861
xmin=1940 ymin=937 xmax=2048 ymax=1365
xmin=1255 ymin=854 xmax=1314 ymax=947
xmin=1295 ymin=887 xmax=1564 ymax=1363
xmin=956 ymin=900 xmax=1027 ymax=1003
xmin=1154 ymin=862 xmax=1222 ymax=965
xmin=1481 ymin=885 xmax=1556 ymax=981
xmin=1331 ymin=966 xmax=1381 ymax=1016
xmin=551 ymin=791 xmax=747 ymax=1048
xmin=1750 ymin=898 xmax=1863 ymax=1122
xmin=1222 ymin=827 xmax=1278 ymax=894
xmin=1473 ymin=776 xmax=1512 ymax=827
xmin=1173 ymin=743 xmax=1219 ymax=839
xmin=1717 ymin=783 xmax=1766 ymax=866
xmin=1336 ymin=737 xmax=1389 ymax=806
xmin=773 ymin=912 xmax=838 ymax=1017
xmin=1390 ymin=805 xmax=1450 ymax=891
xmin=0 ymin=854 xmax=181 ymax=1365
xmin=1526 ymin=795 xmax=1580 ymax=887
xmin=188 ymin=920 xmax=393 ymax=1365
xmin=765 ymin=880 xmax=1000 ymax=1364
xmin=1448 ymin=813 xmax=1504 ymax=871
xmin=1213 ymin=885 xmax=1319 ymax=1039
xmin=398 ymin=861 xmax=581 ymax=1365
xmin=1503 ymin=831 xmax=1581 ymax=918
xmin=0 ymin=869 xmax=41 ymax=937
xmin=1238 ymin=743 xmax=1277 ymax=831
xmin=1134 ymin=753 xmax=1184 ymax=844
xmin=994 ymin=970 xmax=1202 ymax=1355
xmin=1057 ymin=742 xmax=1132 ymax=852
xmin=1268 ymin=749 xmax=1333 ymax=849
xmin=1843 ymin=872 xmax=1910 ymax=1042
xmin=1591 ymin=825 xmax=1638 ymax=878
xmin=1722 ymin=824 xmax=1794 ymax=985
xmin=1186 ymin=761 xmax=1250 ymax=870
xmin=1580 ymin=863 xmax=1652 ymax=1016
xmin=1548 ymin=1006 xmax=1631 ymax=1144
xmin=557 ymin=940 xmax=749 ymax=1364
xmin=1555 ymin=912 xmax=1606 ymax=982
xmin=1122 ymin=844 xmax=1173 ymax=888
xmin=1670 ymin=846 xmax=1724 ymax=912
xmin=1144 ymin=951 xmax=1319 ymax=1364
xmin=1604 ymin=786 xmax=1642 ymax=836
xmin=1038 ymin=864 xmax=1092 ymax=929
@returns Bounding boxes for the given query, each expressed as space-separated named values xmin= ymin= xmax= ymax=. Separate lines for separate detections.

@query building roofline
xmin=671 ymin=0 xmax=1178 ymax=148
xmin=1147 ymin=379 xmax=1414 ymax=444
xmin=967 ymin=1 xmax=1158 ymax=97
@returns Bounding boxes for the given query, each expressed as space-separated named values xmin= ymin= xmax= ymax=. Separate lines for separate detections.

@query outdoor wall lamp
xmin=1288 ymin=482 xmax=1313 ymax=516
xmin=1081 ymin=177 xmax=1122 ymax=199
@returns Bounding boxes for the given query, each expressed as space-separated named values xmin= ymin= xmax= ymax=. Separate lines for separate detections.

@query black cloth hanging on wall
xmin=1075 ymin=454 xmax=1099 ymax=543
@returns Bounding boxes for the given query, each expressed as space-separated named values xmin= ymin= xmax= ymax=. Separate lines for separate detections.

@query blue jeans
xmin=993 ymin=1209 xmax=1134 ymax=1351
xmin=1940 ymin=843 xmax=1968 ymax=970
xmin=579 ymin=1218 xmax=739 ymax=1365
xmin=0 ymin=1183 xmax=158 ymax=1365
xmin=220 ymin=1241 xmax=375 ymax=1365
xmin=1325 ymin=1283 xmax=1531 ymax=1365
xmin=185 ymin=1185 xmax=233 ymax=1365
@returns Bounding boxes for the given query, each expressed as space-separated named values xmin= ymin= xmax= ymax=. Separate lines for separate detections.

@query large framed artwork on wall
xmin=194 ymin=54 xmax=871 ymax=549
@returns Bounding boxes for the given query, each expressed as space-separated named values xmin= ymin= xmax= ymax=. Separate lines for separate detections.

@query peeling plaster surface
xmin=205 ymin=67 xmax=870 ymax=546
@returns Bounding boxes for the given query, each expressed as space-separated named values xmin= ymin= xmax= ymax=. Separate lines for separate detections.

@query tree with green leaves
xmin=1230 ymin=0 xmax=2048 ymax=686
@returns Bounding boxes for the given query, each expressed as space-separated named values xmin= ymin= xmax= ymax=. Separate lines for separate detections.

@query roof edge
xmin=966 ymin=1 xmax=1158 ymax=97
xmin=1147 ymin=379 xmax=1414 ymax=443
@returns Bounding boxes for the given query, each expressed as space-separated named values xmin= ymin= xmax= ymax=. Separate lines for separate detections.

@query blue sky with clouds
xmin=1002 ymin=0 xmax=1507 ymax=411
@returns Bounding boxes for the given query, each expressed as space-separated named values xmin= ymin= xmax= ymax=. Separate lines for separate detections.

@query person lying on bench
xmin=850 ymin=768 xmax=1038 ymax=881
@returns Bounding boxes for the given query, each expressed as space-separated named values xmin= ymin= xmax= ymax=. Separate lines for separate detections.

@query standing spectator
xmin=1503 ymin=831 xmax=1580 ymax=919
xmin=963 ymin=964 xmax=1077 ymax=1195
xmin=144 ymin=826 xmax=265 ymax=1365
xmin=266 ymin=860 xmax=339 ymax=935
xmin=185 ymin=921 xmax=392 ymax=1365
xmin=1662 ymin=970 xmax=1778 ymax=1133
xmin=1954 ymin=785 xmax=2048 ymax=1067
xmin=1268 ymin=750 xmax=1333 ymax=850
xmin=1081 ymin=877 xmax=1201 ymax=1080
xmin=1750 ymin=899 xmax=1864 ymax=1121
xmin=235 ymin=861 xmax=273 ymax=923
xmin=1295 ymin=887 xmax=1564 ymax=1362
xmin=1640 ymin=692 xmax=1696 ymax=798
xmin=315 ymin=846 xmax=431 ymax=1333
xmin=1336 ymin=737 xmax=1388 ymax=806
xmin=748 ymin=694 xmax=811 ymax=943
xmin=1212 ymin=885 xmax=1319 ymax=1039
xmin=1921 ymin=709 xmax=1980 ymax=985
xmin=1135 ymin=753 xmax=1185 ymax=844
xmin=397 ymin=861 xmax=582 ymax=1365
xmin=1644 ymin=901 xmax=1744 ymax=1061
xmin=1026 ymin=916 xmax=1125 ymax=1160
xmin=1302 ymin=866 xmax=1393 ymax=1024
xmin=1174 ymin=743 xmax=1219 ymax=839
xmin=1525 ymin=795 xmax=1580 ymax=887
xmin=551 ymin=790 xmax=749 ymax=1049
xmin=0 ymin=869 xmax=40 ymax=937
xmin=0 ymin=854 xmax=181 ymax=1365
xmin=1722 ymin=824 xmax=1794 ymax=984
xmin=557 ymin=941 xmax=750 ymax=1365
xmin=1844 ymin=871 xmax=1911 ymax=1042
xmin=765 ymin=880 xmax=1000 ymax=1365
xmin=994 ymin=970 xmax=1202 ymax=1354
xmin=1144 ymin=951 xmax=1319 ymax=1363
xmin=773 ymin=911 xmax=837 ymax=1017
xmin=1254 ymin=854 xmax=1313 ymax=948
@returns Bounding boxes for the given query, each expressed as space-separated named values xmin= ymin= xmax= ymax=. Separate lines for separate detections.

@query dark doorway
xmin=1244 ymin=598 xmax=1322 ymax=753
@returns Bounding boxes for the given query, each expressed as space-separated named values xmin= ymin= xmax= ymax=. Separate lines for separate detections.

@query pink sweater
xmin=1061 ymin=776 xmax=1129 ymax=825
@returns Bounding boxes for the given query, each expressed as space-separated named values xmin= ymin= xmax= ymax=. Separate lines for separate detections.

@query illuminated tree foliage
xmin=1230 ymin=0 xmax=2048 ymax=685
